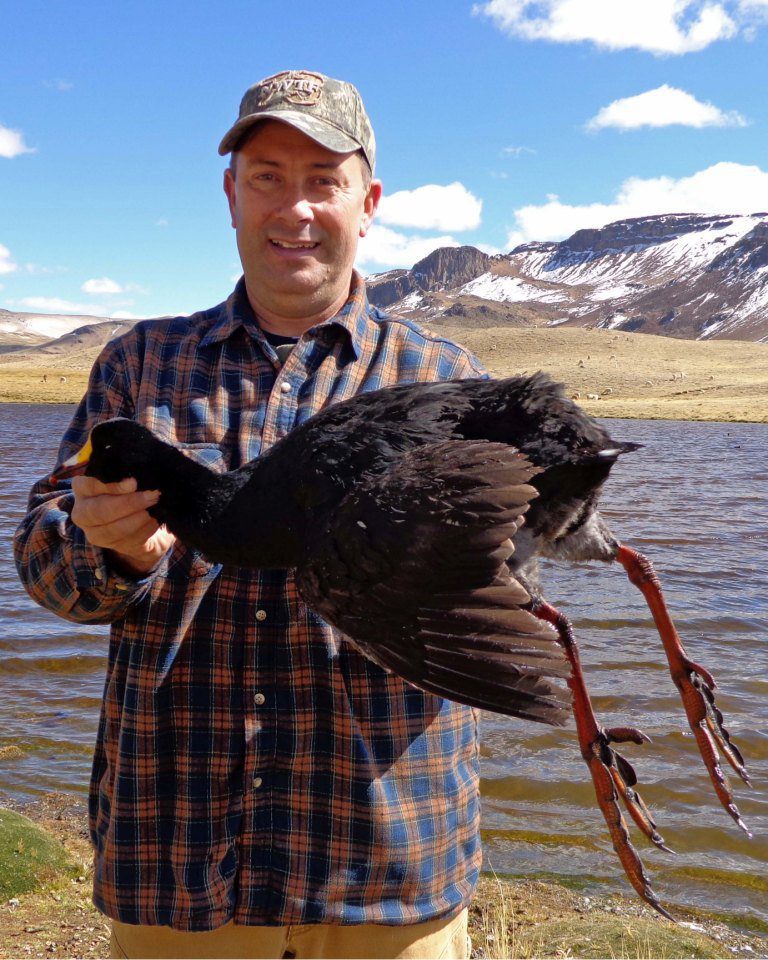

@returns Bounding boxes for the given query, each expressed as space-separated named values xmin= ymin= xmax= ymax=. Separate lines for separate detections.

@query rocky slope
xmin=0 ymin=318 xmax=134 ymax=366
xmin=367 ymin=213 xmax=768 ymax=341
xmin=0 ymin=309 xmax=113 ymax=352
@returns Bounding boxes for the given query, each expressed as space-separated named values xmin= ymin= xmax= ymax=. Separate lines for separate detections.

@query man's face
xmin=223 ymin=120 xmax=381 ymax=322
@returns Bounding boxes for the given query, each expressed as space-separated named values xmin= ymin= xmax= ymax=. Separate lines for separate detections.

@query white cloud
xmin=155 ymin=218 xmax=169 ymax=227
xmin=24 ymin=263 xmax=69 ymax=275
xmin=377 ymin=182 xmax=482 ymax=231
xmin=0 ymin=244 xmax=18 ymax=275
xmin=502 ymin=145 xmax=536 ymax=157
xmin=587 ymin=84 xmax=748 ymax=130
xmin=506 ymin=161 xmax=768 ymax=246
xmin=81 ymin=277 xmax=124 ymax=295
xmin=0 ymin=124 xmax=35 ymax=159
xmin=43 ymin=78 xmax=74 ymax=92
xmin=473 ymin=0 xmax=738 ymax=54
xmin=16 ymin=296 xmax=110 ymax=317
xmin=357 ymin=225 xmax=461 ymax=269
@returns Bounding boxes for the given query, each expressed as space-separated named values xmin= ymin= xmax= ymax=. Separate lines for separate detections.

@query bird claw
xmin=615 ymin=545 xmax=751 ymax=834
xmin=605 ymin=725 xmax=652 ymax=746
xmin=688 ymin=669 xmax=750 ymax=783
xmin=679 ymin=666 xmax=753 ymax=836
xmin=595 ymin=730 xmax=675 ymax=854
xmin=531 ymin=600 xmax=674 ymax=920
xmin=585 ymin=731 xmax=675 ymax=919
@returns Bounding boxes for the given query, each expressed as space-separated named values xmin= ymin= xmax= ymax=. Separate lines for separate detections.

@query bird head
xmin=50 ymin=418 xmax=162 ymax=488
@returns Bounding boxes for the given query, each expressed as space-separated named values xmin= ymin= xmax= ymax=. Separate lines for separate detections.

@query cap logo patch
xmin=259 ymin=70 xmax=324 ymax=107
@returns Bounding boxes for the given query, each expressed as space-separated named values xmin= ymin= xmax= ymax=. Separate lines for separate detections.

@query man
xmin=14 ymin=71 xmax=486 ymax=960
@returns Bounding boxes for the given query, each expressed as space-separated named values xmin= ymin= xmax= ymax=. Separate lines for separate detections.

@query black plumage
xmin=57 ymin=370 xmax=751 ymax=918
xmin=61 ymin=373 xmax=634 ymax=726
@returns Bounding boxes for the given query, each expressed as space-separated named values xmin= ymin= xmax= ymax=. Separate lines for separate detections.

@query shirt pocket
xmin=164 ymin=442 xmax=227 ymax=580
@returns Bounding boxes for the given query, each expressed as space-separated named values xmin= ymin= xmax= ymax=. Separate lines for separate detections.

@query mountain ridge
xmin=367 ymin=212 xmax=768 ymax=341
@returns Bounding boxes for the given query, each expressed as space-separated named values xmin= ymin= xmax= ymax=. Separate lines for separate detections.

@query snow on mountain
xmin=0 ymin=309 xmax=112 ymax=347
xmin=366 ymin=213 xmax=768 ymax=341
xmin=460 ymin=273 xmax=569 ymax=304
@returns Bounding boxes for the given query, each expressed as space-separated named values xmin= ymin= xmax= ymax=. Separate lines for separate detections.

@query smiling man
xmin=223 ymin=118 xmax=380 ymax=334
xmin=15 ymin=70 xmax=485 ymax=960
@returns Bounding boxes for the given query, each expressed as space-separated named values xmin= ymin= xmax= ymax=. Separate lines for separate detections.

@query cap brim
xmin=218 ymin=109 xmax=360 ymax=157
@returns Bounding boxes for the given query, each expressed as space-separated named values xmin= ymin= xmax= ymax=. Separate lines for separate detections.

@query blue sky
xmin=2 ymin=0 xmax=768 ymax=319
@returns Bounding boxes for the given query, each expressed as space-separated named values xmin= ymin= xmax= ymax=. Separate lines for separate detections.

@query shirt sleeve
xmin=12 ymin=335 xmax=168 ymax=625
xmin=446 ymin=344 xmax=490 ymax=381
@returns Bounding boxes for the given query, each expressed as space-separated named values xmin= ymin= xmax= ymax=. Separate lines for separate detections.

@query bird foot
xmin=614 ymin=544 xmax=751 ymax=836
xmin=530 ymin=600 xmax=675 ymax=921
xmin=679 ymin=661 xmax=752 ymax=836
xmin=600 ymin=727 xmax=675 ymax=855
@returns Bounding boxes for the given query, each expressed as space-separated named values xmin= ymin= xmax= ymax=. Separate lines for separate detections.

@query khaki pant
xmin=110 ymin=908 xmax=469 ymax=959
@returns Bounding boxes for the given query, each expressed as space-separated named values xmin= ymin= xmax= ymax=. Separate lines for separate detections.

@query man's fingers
xmin=72 ymin=489 xmax=160 ymax=530
xmin=72 ymin=475 xmax=137 ymax=498
xmin=103 ymin=515 xmax=164 ymax=553
xmin=75 ymin=507 xmax=162 ymax=552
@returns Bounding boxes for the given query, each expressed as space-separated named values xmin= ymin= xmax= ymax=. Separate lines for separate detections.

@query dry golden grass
xmin=0 ymin=369 xmax=89 ymax=404
xmin=1 ymin=325 xmax=767 ymax=421
xmin=468 ymin=874 xmax=758 ymax=959
xmin=435 ymin=324 xmax=768 ymax=422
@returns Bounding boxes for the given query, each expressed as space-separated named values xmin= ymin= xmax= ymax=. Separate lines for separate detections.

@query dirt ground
xmin=0 ymin=326 xmax=766 ymax=421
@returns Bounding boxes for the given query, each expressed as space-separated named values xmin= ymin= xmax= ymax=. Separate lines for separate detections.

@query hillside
xmin=432 ymin=321 xmax=768 ymax=422
xmin=367 ymin=214 xmax=768 ymax=341
xmin=0 ymin=309 xmax=113 ymax=352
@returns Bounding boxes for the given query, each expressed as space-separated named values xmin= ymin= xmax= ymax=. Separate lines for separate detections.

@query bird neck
xmin=150 ymin=444 xmax=305 ymax=570
xmin=145 ymin=445 xmax=225 ymax=534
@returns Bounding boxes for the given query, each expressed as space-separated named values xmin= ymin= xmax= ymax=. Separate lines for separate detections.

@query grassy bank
xmin=1 ymin=326 xmax=767 ymax=420
xmin=1 ymin=795 xmax=766 ymax=959
xmin=0 ymin=369 xmax=89 ymax=405
xmin=434 ymin=324 xmax=768 ymax=423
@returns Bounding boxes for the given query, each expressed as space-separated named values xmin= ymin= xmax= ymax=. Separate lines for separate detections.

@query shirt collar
xmin=200 ymin=273 xmax=372 ymax=361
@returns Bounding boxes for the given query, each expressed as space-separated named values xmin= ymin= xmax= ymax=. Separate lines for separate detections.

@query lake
xmin=1 ymin=403 xmax=766 ymax=928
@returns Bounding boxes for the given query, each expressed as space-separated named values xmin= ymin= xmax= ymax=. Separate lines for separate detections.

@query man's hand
xmin=71 ymin=476 xmax=175 ymax=577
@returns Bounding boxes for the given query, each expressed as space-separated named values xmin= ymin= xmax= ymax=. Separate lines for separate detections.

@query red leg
xmin=615 ymin=545 xmax=751 ymax=836
xmin=532 ymin=600 xmax=674 ymax=921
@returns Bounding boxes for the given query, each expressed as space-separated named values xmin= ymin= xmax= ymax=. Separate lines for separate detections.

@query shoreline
xmin=1 ymin=794 xmax=766 ymax=959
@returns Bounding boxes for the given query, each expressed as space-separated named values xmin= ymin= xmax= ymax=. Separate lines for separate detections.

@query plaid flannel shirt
xmin=14 ymin=275 xmax=487 ymax=931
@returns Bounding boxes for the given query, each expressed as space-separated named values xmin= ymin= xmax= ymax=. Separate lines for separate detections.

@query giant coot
xmin=53 ymin=372 xmax=751 ymax=918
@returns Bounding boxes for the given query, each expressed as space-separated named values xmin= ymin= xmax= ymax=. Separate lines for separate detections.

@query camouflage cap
xmin=218 ymin=70 xmax=376 ymax=172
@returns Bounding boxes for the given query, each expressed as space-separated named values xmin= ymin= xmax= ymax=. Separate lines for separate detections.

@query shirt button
xmin=255 ymin=609 xmax=267 ymax=622
xmin=254 ymin=692 xmax=266 ymax=706
xmin=252 ymin=776 xmax=263 ymax=789
xmin=280 ymin=381 xmax=292 ymax=394
xmin=94 ymin=569 xmax=104 ymax=582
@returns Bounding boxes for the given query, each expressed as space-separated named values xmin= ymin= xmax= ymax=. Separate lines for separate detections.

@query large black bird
xmin=53 ymin=372 xmax=750 ymax=919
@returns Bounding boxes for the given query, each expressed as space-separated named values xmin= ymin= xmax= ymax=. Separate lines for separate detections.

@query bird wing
xmin=297 ymin=439 xmax=570 ymax=726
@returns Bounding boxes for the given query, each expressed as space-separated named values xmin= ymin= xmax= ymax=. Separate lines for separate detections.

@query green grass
xmin=0 ymin=808 xmax=78 ymax=899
